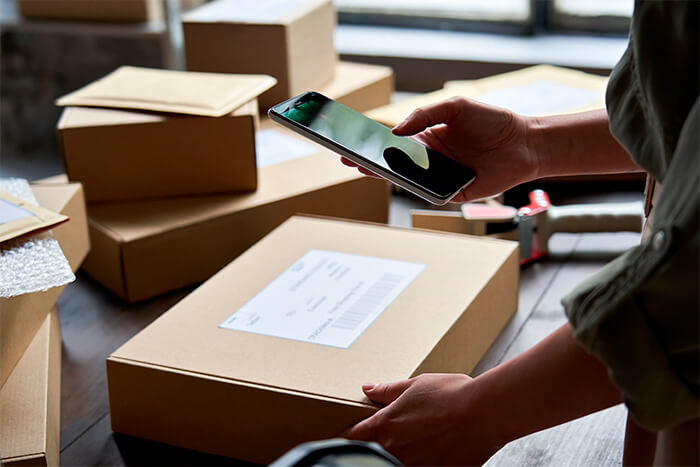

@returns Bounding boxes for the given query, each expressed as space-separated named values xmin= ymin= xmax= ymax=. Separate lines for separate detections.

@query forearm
xmin=472 ymin=323 xmax=621 ymax=450
xmin=528 ymin=109 xmax=641 ymax=178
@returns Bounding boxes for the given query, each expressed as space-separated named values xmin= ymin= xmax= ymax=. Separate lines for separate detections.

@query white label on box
xmin=475 ymin=80 xmax=600 ymax=116
xmin=0 ymin=198 xmax=33 ymax=224
xmin=256 ymin=129 xmax=318 ymax=168
xmin=220 ymin=249 xmax=425 ymax=348
xmin=186 ymin=0 xmax=308 ymax=23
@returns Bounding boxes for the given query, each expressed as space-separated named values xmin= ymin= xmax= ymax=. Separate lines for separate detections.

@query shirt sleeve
xmin=563 ymin=98 xmax=699 ymax=431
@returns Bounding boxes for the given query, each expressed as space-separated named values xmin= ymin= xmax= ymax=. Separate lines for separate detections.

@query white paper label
xmin=256 ymin=129 xmax=318 ymax=168
xmin=220 ymin=250 xmax=425 ymax=348
xmin=475 ymin=80 xmax=601 ymax=116
xmin=186 ymin=0 xmax=307 ymax=23
xmin=0 ymin=198 xmax=33 ymax=225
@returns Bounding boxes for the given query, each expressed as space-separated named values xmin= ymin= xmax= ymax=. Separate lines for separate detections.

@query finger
xmin=341 ymin=157 xmax=382 ymax=178
xmin=341 ymin=414 xmax=379 ymax=441
xmin=392 ymin=97 xmax=466 ymax=136
xmin=340 ymin=157 xmax=358 ymax=168
xmin=363 ymin=379 xmax=414 ymax=405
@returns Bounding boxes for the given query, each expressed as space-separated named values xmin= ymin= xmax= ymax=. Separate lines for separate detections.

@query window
xmin=335 ymin=0 xmax=633 ymax=36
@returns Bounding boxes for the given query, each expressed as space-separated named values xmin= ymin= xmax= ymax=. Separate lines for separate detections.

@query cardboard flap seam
xmin=108 ymin=355 xmax=378 ymax=410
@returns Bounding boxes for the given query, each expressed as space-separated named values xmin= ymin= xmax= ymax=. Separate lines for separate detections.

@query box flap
xmin=182 ymin=0 xmax=327 ymax=25
xmin=111 ymin=216 xmax=517 ymax=405
xmin=56 ymin=66 xmax=276 ymax=117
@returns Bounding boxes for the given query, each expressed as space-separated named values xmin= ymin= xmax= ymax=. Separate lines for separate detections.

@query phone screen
xmin=273 ymin=92 xmax=475 ymax=200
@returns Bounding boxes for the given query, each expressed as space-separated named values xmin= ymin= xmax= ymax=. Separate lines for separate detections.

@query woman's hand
xmin=343 ymin=373 xmax=503 ymax=465
xmin=343 ymin=97 xmax=540 ymax=203
xmin=343 ymin=98 xmax=633 ymax=203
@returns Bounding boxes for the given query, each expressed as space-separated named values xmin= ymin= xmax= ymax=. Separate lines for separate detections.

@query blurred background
xmin=0 ymin=0 xmax=633 ymax=180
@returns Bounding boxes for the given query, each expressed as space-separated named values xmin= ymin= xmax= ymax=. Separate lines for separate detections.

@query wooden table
xmin=55 ymin=190 xmax=642 ymax=466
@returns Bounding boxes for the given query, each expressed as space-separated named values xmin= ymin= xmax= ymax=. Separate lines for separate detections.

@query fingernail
xmin=362 ymin=383 xmax=376 ymax=391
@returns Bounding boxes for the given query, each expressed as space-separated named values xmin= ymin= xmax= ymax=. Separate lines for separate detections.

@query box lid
xmin=110 ymin=216 xmax=517 ymax=405
xmin=56 ymin=66 xmax=276 ymax=117
xmin=320 ymin=61 xmax=393 ymax=104
xmin=368 ymin=64 xmax=607 ymax=127
xmin=182 ymin=0 xmax=329 ymax=25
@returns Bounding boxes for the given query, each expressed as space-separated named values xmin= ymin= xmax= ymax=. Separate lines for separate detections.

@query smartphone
xmin=268 ymin=91 xmax=475 ymax=205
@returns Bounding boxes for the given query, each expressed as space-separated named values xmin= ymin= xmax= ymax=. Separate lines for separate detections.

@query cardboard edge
xmin=106 ymin=356 xmax=377 ymax=463
xmin=45 ymin=307 xmax=62 ymax=467
xmin=1 ymin=307 xmax=61 ymax=467
xmin=108 ymin=355 xmax=377 ymax=409
xmin=293 ymin=212 xmax=519 ymax=247
xmin=411 ymin=244 xmax=520 ymax=377
xmin=82 ymin=219 xmax=130 ymax=301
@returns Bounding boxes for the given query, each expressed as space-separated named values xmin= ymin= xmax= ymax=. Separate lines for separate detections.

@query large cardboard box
xmin=183 ymin=0 xmax=337 ymax=111
xmin=0 ymin=182 xmax=89 ymax=389
xmin=319 ymin=62 xmax=394 ymax=113
xmin=18 ymin=0 xmax=206 ymax=22
xmin=83 ymin=129 xmax=389 ymax=302
xmin=107 ymin=215 xmax=519 ymax=463
xmin=367 ymin=64 xmax=608 ymax=128
xmin=58 ymin=100 xmax=259 ymax=202
xmin=0 ymin=308 xmax=61 ymax=467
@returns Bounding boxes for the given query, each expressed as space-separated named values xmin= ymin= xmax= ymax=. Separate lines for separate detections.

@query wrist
xmin=524 ymin=115 xmax=550 ymax=181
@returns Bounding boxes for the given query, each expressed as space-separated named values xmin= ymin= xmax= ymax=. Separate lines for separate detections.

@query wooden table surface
xmin=53 ymin=189 xmax=643 ymax=466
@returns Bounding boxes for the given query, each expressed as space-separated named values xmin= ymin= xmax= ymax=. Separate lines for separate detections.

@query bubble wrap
xmin=0 ymin=178 xmax=75 ymax=298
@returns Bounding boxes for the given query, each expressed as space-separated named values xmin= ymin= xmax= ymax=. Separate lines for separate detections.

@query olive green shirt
xmin=563 ymin=0 xmax=699 ymax=431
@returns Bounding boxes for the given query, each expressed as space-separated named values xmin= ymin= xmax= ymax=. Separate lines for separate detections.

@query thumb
xmin=362 ymin=379 xmax=414 ymax=405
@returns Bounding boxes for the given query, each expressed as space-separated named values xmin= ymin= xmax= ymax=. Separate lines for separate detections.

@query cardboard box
xmin=18 ymin=0 xmax=206 ymax=22
xmin=367 ymin=64 xmax=608 ymax=127
xmin=183 ymin=0 xmax=337 ymax=111
xmin=0 ymin=182 xmax=89 ymax=389
xmin=0 ymin=308 xmax=61 ymax=467
xmin=107 ymin=215 xmax=519 ymax=463
xmin=58 ymin=100 xmax=259 ymax=202
xmin=319 ymin=62 xmax=394 ymax=113
xmin=83 ymin=127 xmax=389 ymax=302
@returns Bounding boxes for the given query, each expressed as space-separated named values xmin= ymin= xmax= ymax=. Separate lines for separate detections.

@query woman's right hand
xmin=391 ymin=96 xmax=540 ymax=203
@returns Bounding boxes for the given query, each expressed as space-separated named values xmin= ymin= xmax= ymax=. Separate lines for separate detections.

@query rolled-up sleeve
xmin=563 ymin=99 xmax=699 ymax=431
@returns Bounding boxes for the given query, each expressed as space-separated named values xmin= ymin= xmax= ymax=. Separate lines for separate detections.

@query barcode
xmin=331 ymin=273 xmax=405 ymax=331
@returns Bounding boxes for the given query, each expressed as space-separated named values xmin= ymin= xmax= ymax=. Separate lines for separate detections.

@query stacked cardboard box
xmin=57 ymin=64 xmax=393 ymax=302
xmin=0 ymin=181 xmax=90 ymax=466
xmin=182 ymin=0 xmax=394 ymax=113
xmin=57 ymin=66 xmax=275 ymax=202
xmin=107 ymin=215 xmax=519 ymax=463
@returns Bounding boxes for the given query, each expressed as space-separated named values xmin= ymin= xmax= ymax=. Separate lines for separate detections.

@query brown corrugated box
xmin=320 ymin=62 xmax=394 ymax=113
xmin=82 ymin=126 xmax=390 ymax=302
xmin=0 ymin=182 xmax=89 ymax=389
xmin=18 ymin=0 xmax=206 ymax=22
xmin=183 ymin=0 xmax=337 ymax=111
xmin=0 ymin=307 xmax=61 ymax=467
xmin=58 ymin=100 xmax=260 ymax=203
xmin=107 ymin=215 xmax=519 ymax=463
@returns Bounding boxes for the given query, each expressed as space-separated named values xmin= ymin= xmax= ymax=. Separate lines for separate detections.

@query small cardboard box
xmin=82 ymin=129 xmax=389 ymax=302
xmin=367 ymin=64 xmax=608 ymax=127
xmin=58 ymin=100 xmax=260 ymax=202
xmin=107 ymin=215 xmax=519 ymax=463
xmin=0 ymin=182 xmax=89 ymax=389
xmin=183 ymin=0 xmax=337 ymax=110
xmin=319 ymin=62 xmax=394 ymax=113
xmin=18 ymin=0 xmax=206 ymax=22
xmin=0 ymin=307 xmax=61 ymax=467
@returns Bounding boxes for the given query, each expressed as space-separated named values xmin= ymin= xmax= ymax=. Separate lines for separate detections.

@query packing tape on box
xmin=0 ymin=178 xmax=75 ymax=298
